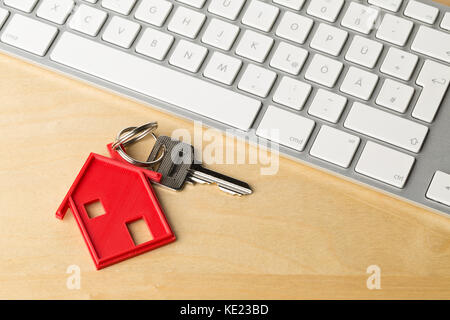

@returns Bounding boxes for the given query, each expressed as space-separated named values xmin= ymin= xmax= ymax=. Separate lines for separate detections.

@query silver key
xmin=147 ymin=136 xmax=252 ymax=195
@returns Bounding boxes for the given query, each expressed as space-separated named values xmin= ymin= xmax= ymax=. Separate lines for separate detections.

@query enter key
xmin=412 ymin=60 xmax=450 ymax=123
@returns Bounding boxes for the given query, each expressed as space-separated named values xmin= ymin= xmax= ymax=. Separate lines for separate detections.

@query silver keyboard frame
xmin=0 ymin=0 xmax=449 ymax=217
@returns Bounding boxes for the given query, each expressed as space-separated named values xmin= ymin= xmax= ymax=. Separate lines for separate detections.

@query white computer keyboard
xmin=0 ymin=0 xmax=449 ymax=216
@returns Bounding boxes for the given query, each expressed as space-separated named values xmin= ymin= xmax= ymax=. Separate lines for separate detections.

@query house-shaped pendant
xmin=56 ymin=153 xmax=175 ymax=270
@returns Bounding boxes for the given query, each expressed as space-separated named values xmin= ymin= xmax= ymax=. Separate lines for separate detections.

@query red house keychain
xmin=56 ymin=151 xmax=175 ymax=270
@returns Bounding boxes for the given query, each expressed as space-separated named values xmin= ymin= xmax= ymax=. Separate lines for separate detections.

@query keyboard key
xmin=305 ymin=54 xmax=343 ymax=88
xmin=427 ymin=171 xmax=450 ymax=207
xmin=341 ymin=2 xmax=379 ymax=34
xmin=1 ymin=14 xmax=58 ymax=56
xmin=344 ymin=102 xmax=428 ymax=153
xmin=102 ymin=0 xmax=137 ymax=15
xmin=441 ymin=12 xmax=450 ymax=31
xmin=306 ymin=0 xmax=344 ymax=22
xmin=238 ymin=64 xmax=277 ymax=97
xmin=269 ymin=42 xmax=308 ymax=75
xmin=0 ymin=8 xmax=10 ymax=28
xmin=201 ymin=18 xmax=239 ymax=51
xmin=411 ymin=26 xmax=450 ymax=64
xmin=135 ymin=0 xmax=173 ymax=27
xmin=51 ymin=32 xmax=261 ymax=130
xmin=69 ymin=4 xmax=107 ymax=36
xmin=242 ymin=0 xmax=279 ymax=32
xmin=276 ymin=11 xmax=314 ymax=44
xmin=273 ymin=0 xmax=305 ymax=11
xmin=208 ymin=0 xmax=245 ymax=20
xmin=345 ymin=35 xmax=383 ymax=69
xmin=37 ymin=0 xmax=74 ymax=24
xmin=272 ymin=76 xmax=311 ymax=110
xmin=376 ymin=14 xmax=413 ymax=46
xmin=310 ymin=125 xmax=360 ymax=168
xmin=256 ymin=105 xmax=315 ymax=151
xmin=412 ymin=60 xmax=450 ymax=123
xmin=4 ymin=0 xmax=38 ymax=13
xmin=235 ymin=29 xmax=274 ymax=63
xmin=340 ymin=66 xmax=378 ymax=101
xmin=404 ymin=0 xmax=438 ymax=24
xmin=380 ymin=47 xmax=418 ymax=81
xmin=308 ymin=89 xmax=347 ymax=123
xmin=169 ymin=40 xmax=208 ymax=72
xmin=376 ymin=79 xmax=414 ymax=113
xmin=102 ymin=16 xmax=140 ymax=48
xmin=135 ymin=27 xmax=174 ymax=60
xmin=177 ymin=0 xmax=206 ymax=9
xmin=310 ymin=23 xmax=348 ymax=56
xmin=355 ymin=141 xmax=415 ymax=188
xmin=368 ymin=0 xmax=403 ymax=12
xmin=168 ymin=6 xmax=206 ymax=39
xmin=203 ymin=51 xmax=242 ymax=85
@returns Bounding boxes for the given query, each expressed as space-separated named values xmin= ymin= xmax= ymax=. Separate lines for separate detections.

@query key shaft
xmin=188 ymin=164 xmax=252 ymax=196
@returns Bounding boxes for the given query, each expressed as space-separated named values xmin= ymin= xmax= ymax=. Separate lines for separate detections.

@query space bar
xmin=50 ymin=32 xmax=261 ymax=130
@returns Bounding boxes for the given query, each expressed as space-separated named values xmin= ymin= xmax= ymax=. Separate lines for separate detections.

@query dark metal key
xmin=147 ymin=136 xmax=252 ymax=195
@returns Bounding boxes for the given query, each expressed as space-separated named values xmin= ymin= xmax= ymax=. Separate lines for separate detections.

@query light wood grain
xmin=1 ymin=1 xmax=450 ymax=299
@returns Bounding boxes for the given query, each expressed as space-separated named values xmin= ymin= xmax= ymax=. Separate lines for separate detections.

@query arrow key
xmin=427 ymin=171 xmax=450 ymax=207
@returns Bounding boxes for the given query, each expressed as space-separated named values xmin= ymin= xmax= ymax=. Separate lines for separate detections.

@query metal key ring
xmin=111 ymin=122 xmax=158 ymax=149
xmin=112 ymin=123 xmax=166 ymax=167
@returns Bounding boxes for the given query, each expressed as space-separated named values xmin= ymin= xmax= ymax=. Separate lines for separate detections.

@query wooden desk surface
xmin=1 ymin=1 xmax=450 ymax=299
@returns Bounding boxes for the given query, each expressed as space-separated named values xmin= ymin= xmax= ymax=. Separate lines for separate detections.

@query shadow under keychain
xmin=56 ymin=122 xmax=175 ymax=270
